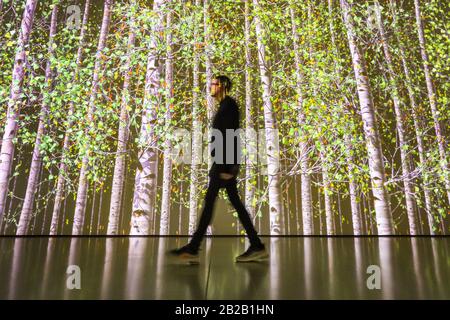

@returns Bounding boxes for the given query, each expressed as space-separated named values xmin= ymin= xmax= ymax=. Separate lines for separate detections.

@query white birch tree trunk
xmin=72 ymin=0 xmax=114 ymax=235
xmin=204 ymin=0 xmax=214 ymax=236
xmin=345 ymin=132 xmax=362 ymax=235
xmin=253 ymin=0 xmax=283 ymax=235
xmin=107 ymin=5 xmax=136 ymax=235
xmin=374 ymin=2 xmax=417 ymax=235
xmin=289 ymin=2 xmax=313 ymax=235
xmin=49 ymin=0 xmax=91 ymax=235
xmin=130 ymin=0 xmax=165 ymax=235
xmin=340 ymin=0 xmax=393 ymax=235
xmin=188 ymin=0 xmax=202 ymax=235
xmin=389 ymin=1 xmax=434 ymax=233
xmin=413 ymin=0 xmax=450 ymax=205
xmin=328 ymin=0 xmax=362 ymax=236
xmin=17 ymin=4 xmax=58 ymax=235
xmin=159 ymin=7 xmax=173 ymax=235
xmin=319 ymin=148 xmax=335 ymax=235
xmin=244 ymin=0 xmax=257 ymax=222
xmin=0 ymin=0 xmax=38 ymax=222
xmin=328 ymin=0 xmax=361 ymax=235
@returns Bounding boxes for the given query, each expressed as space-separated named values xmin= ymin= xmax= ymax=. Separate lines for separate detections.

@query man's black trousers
xmin=189 ymin=176 xmax=263 ymax=250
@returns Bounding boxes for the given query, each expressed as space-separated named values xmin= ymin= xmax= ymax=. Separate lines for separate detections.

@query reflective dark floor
xmin=0 ymin=236 xmax=449 ymax=299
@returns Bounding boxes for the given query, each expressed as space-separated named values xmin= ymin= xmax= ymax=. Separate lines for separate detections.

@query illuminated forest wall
xmin=0 ymin=0 xmax=448 ymax=235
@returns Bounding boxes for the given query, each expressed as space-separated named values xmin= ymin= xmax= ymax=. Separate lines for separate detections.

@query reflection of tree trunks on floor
xmin=100 ymin=238 xmax=116 ymax=299
xmin=8 ymin=238 xmax=26 ymax=299
xmin=155 ymin=238 xmax=168 ymax=299
xmin=269 ymin=237 xmax=281 ymax=299
xmin=304 ymin=237 xmax=313 ymax=299
xmin=410 ymin=238 xmax=424 ymax=299
xmin=125 ymin=238 xmax=149 ymax=299
xmin=378 ymin=237 xmax=394 ymax=299
xmin=353 ymin=238 xmax=364 ymax=298
xmin=430 ymin=238 xmax=445 ymax=298
xmin=41 ymin=238 xmax=56 ymax=298
xmin=326 ymin=238 xmax=336 ymax=298
xmin=64 ymin=237 xmax=81 ymax=299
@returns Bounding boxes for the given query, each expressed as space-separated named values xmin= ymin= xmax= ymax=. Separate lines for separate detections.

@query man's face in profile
xmin=210 ymin=79 xmax=223 ymax=98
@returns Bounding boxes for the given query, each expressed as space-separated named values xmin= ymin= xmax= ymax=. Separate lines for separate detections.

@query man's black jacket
xmin=208 ymin=95 xmax=241 ymax=179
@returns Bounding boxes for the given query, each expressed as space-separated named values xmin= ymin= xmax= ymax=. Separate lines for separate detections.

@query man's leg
xmin=189 ymin=179 xmax=221 ymax=251
xmin=225 ymin=182 xmax=263 ymax=247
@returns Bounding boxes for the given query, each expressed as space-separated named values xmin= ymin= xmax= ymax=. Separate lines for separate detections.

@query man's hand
xmin=219 ymin=173 xmax=234 ymax=180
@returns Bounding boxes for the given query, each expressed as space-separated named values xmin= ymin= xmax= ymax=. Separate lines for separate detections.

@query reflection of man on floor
xmin=169 ymin=75 xmax=268 ymax=264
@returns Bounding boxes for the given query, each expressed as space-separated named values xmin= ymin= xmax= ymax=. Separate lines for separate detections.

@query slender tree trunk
xmin=107 ymin=6 xmax=136 ymax=235
xmin=188 ymin=0 xmax=202 ymax=235
xmin=72 ymin=0 xmax=113 ymax=235
xmin=1 ymin=171 xmax=18 ymax=235
xmin=130 ymin=0 xmax=165 ymax=235
xmin=16 ymin=5 xmax=58 ymax=235
xmin=374 ymin=2 xmax=417 ymax=235
xmin=328 ymin=0 xmax=361 ymax=235
xmin=49 ymin=0 xmax=91 ymax=235
xmin=253 ymin=0 xmax=283 ymax=235
xmin=0 ymin=0 xmax=38 ymax=221
xmin=31 ymin=165 xmax=44 ymax=235
xmin=394 ymin=31 xmax=434 ymax=233
xmin=413 ymin=0 xmax=450 ymax=205
xmin=159 ymin=7 xmax=173 ymax=235
xmin=96 ymin=184 xmax=104 ymax=234
xmin=345 ymin=132 xmax=362 ymax=235
xmin=203 ymin=0 xmax=214 ymax=237
xmin=244 ymin=0 xmax=257 ymax=223
xmin=340 ymin=0 xmax=394 ymax=235
xmin=293 ymin=174 xmax=300 ymax=234
xmin=289 ymin=2 xmax=313 ymax=235
xmin=89 ymin=183 xmax=97 ymax=235
xmin=178 ymin=177 xmax=183 ymax=235
xmin=319 ymin=149 xmax=335 ymax=235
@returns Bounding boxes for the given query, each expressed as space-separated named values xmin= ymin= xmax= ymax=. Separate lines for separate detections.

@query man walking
xmin=169 ymin=75 xmax=268 ymax=264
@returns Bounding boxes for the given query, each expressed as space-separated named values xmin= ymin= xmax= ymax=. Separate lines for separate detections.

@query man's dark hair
xmin=215 ymin=75 xmax=232 ymax=93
